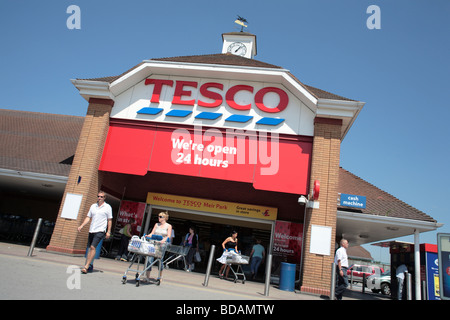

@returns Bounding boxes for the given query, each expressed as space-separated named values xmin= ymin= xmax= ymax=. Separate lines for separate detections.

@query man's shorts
xmin=87 ymin=231 xmax=106 ymax=249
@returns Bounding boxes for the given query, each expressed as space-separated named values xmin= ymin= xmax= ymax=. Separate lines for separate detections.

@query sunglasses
xmin=97 ymin=195 xmax=105 ymax=198
xmin=158 ymin=215 xmax=165 ymax=218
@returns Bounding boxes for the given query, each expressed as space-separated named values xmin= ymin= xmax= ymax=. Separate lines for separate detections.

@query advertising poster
xmin=425 ymin=251 xmax=440 ymax=300
xmin=115 ymin=200 xmax=146 ymax=238
xmin=438 ymin=234 xmax=450 ymax=300
xmin=272 ymin=220 xmax=303 ymax=276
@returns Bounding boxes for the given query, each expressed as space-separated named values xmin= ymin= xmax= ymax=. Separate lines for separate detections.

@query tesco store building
xmin=47 ymin=32 xmax=364 ymax=295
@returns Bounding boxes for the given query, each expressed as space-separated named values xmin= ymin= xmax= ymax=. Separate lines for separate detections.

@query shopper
xmin=116 ymin=218 xmax=135 ymax=261
xmin=143 ymin=211 xmax=172 ymax=282
xmin=78 ymin=191 xmax=113 ymax=274
xmin=183 ymin=226 xmax=199 ymax=272
xmin=217 ymin=231 xmax=238 ymax=279
xmin=396 ymin=263 xmax=408 ymax=300
xmin=250 ymin=239 xmax=265 ymax=279
xmin=334 ymin=238 xmax=349 ymax=300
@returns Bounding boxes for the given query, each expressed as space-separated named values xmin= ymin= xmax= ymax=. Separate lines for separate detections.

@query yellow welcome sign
xmin=146 ymin=192 xmax=277 ymax=221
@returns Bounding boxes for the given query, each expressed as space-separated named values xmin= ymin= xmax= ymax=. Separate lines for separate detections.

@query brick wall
xmin=47 ymin=99 xmax=113 ymax=255
xmin=300 ymin=117 xmax=342 ymax=296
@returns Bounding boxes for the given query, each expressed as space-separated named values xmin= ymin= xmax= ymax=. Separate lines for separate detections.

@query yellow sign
xmin=146 ymin=192 xmax=277 ymax=221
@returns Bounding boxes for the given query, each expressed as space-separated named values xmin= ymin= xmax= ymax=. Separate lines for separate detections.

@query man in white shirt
xmin=334 ymin=238 xmax=349 ymax=300
xmin=78 ymin=191 xmax=113 ymax=274
xmin=396 ymin=263 xmax=408 ymax=300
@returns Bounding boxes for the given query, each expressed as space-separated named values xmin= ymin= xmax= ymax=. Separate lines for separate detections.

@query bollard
xmin=27 ymin=218 xmax=42 ymax=257
xmin=202 ymin=245 xmax=215 ymax=287
xmin=422 ymin=280 xmax=427 ymax=300
xmin=406 ymin=272 xmax=412 ymax=300
xmin=349 ymin=269 xmax=353 ymax=289
xmin=330 ymin=262 xmax=336 ymax=300
xmin=362 ymin=273 xmax=366 ymax=293
xmin=264 ymin=254 xmax=272 ymax=296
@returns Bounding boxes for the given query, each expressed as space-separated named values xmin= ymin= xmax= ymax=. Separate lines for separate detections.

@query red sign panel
xmin=99 ymin=121 xmax=312 ymax=195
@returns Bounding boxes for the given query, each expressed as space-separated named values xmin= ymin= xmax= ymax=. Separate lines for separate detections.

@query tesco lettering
xmin=145 ymin=78 xmax=289 ymax=113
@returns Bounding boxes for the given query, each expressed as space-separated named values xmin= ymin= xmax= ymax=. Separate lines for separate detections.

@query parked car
xmin=366 ymin=270 xmax=391 ymax=295
xmin=347 ymin=264 xmax=384 ymax=284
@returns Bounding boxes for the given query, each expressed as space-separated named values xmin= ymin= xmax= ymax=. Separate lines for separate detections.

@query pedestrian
xmin=334 ymin=238 xmax=349 ymax=300
xmin=183 ymin=226 xmax=199 ymax=272
xmin=77 ymin=191 xmax=113 ymax=274
xmin=116 ymin=218 xmax=135 ymax=261
xmin=249 ymin=239 xmax=265 ymax=279
xmin=143 ymin=211 xmax=172 ymax=282
xmin=217 ymin=231 xmax=238 ymax=279
xmin=396 ymin=263 xmax=408 ymax=300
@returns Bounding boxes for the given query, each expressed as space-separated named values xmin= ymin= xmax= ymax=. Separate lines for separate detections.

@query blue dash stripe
xmin=225 ymin=115 xmax=253 ymax=123
xmin=165 ymin=110 xmax=193 ymax=117
xmin=137 ymin=107 xmax=164 ymax=115
xmin=195 ymin=112 xmax=222 ymax=120
xmin=256 ymin=117 xmax=285 ymax=126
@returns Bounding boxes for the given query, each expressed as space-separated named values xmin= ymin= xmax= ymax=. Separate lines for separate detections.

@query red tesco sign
xmin=145 ymin=78 xmax=289 ymax=113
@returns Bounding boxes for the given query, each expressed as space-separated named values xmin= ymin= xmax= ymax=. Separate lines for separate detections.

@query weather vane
xmin=234 ymin=16 xmax=248 ymax=32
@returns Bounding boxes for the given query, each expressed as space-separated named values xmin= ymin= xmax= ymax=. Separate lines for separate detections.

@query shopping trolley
xmin=121 ymin=235 xmax=168 ymax=286
xmin=225 ymin=253 xmax=249 ymax=284
xmin=163 ymin=244 xmax=190 ymax=269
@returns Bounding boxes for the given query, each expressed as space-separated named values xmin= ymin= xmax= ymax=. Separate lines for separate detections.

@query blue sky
xmin=1 ymin=0 xmax=449 ymax=263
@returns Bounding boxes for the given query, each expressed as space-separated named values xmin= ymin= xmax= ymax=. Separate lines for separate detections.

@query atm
xmin=389 ymin=242 xmax=440 ymax=300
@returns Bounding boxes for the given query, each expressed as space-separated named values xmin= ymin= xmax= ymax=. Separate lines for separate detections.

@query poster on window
xmin=114 ymin=200 xmax=146 ymax=239
xmin=271 ymin=220 xmax=303 ymax=276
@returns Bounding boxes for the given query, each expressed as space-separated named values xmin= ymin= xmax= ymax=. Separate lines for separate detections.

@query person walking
xmin=183 ymin=226 xmax=199 ymax=272
xmin=249 ymin=239 xmax=265 ymax=280
xmin=78 ymin=191 xmax=113 ymax=274
xmin=217 ymin=231 xmax=238 ymax=279
xmin=116 ymin=218 xmax=135 ymax=261
xmin=396 ymin=263 xmax=408 ymax=300
xmin=143 ymin=211 xmax=172 ymax=282
xmin=334 ymin=238 xmax=349 ymax=300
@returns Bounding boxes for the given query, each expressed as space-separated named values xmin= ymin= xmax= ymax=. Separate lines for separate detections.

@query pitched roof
xmin=339 ymin=167 xmax=436 ymax=223
xmin=347 ymin=245 xmax=373 ymax=260
xmin=0 ymin=109 xmax=84 ymax=176
xmin=78 ymin=53 xmax=355 ymax=101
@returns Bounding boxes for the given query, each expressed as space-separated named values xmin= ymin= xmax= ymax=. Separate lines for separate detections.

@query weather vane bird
xmin=234 ymin=16 xmax=248 ymax=32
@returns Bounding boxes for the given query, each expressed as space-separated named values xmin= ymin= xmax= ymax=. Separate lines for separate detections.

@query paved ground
xmin=0 ymin=242 xmax=390 ymax=302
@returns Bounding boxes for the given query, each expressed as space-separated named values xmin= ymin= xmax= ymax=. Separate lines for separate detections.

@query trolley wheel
xmin=242 ymin=280 xmax=245 ymax=284
xmin=122 ymin=276 xmax=127 ymax=284
xmin=156 ymin=279 xmax=161 ymax=286
xmin=234 ymin=279 xmax=237 ymax=283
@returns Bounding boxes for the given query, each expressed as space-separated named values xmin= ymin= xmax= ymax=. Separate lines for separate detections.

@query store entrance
xmin=143 ymin=206 xmax=273 ymax=278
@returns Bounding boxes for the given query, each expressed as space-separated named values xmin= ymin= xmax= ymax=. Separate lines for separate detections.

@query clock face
xmin=227 ymin=42 xmax=247 ymax=56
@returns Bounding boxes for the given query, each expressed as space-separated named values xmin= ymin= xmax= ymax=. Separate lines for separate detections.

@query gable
xmin=111 ymin=73 xmax=316 ymax=136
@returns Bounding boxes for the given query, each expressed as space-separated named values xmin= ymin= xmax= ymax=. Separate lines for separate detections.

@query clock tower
xmin=222 ymin=32 xmax=257 ymax=59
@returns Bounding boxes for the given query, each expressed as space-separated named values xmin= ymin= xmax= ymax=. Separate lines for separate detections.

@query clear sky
xmin=1 ymin=0 xmax=449 ymax=263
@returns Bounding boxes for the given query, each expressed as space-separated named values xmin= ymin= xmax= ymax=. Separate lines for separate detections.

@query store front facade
xmin=47 ymin=32 xmax=364 ymax=295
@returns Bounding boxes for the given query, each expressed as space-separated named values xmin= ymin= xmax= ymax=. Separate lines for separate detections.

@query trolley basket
xmin=225 ymin=254 xmax=249 ymax=284
xmin=122 ymin=236 xmax=169 ymax=287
